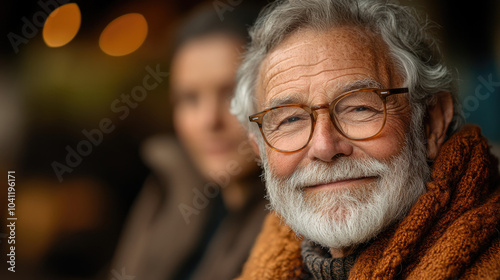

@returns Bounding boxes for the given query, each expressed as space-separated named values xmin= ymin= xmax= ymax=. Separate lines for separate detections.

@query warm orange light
xmin=99 ymin=13 xmax=148 ymax=57
xmin=43 ymin=3 xmax=81 ymax=47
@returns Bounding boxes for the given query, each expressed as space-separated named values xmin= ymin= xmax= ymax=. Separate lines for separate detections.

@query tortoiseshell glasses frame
xmin=248 ymin=88 xmax=408 ymax=153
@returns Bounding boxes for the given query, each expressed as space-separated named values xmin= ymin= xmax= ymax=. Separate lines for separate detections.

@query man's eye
xmin=276 ymin=115 xmax=306 ymax=130
xmin=282 ymin=116 xmax=301 ymax=124
xmin=341 ymin=105 xmax=380 ymax=114
xmin=354 ymin=106 xmax=369 ymax=112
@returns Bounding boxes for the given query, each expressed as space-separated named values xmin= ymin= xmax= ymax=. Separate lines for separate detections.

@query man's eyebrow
xmin=262 ymin=79 xmax=384 ymax=108
xmin=337 ymin=79 xmax=384 ymax=94
xmin=265 ymin=95 xmax=303 ymax=108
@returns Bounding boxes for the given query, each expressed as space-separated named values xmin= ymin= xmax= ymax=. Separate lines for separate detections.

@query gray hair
xmin=231 ymin=0 xmax=462 ymax=139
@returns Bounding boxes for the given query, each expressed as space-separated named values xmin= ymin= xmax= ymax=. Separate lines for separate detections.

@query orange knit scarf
xmin=238 ymin=125 xmax=500 ymax=279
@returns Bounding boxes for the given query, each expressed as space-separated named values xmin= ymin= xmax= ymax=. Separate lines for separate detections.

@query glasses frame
xmin=249 ymin=87 xmax=408 ymax=154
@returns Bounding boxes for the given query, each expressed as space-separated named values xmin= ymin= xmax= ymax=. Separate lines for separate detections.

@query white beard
xmin=261 ymin=129 xmax=430 ymax=249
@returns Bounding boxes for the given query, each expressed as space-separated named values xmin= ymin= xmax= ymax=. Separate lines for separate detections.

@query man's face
xmin=255 ymin=26 xmax=430 ymax=249
xmin=257 ymin=26 xmax=411 ymax=178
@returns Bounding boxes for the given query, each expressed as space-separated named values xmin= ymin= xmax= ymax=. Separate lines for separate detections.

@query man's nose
xmin=306 ymin=113 xmax=353 ymax=162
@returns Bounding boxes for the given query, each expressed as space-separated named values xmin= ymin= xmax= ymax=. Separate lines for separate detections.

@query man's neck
xmin=330 ymin=246 xmax=357 ymax=258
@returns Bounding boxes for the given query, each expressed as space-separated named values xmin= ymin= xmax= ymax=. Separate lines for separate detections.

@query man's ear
xmin=248 ymin=133 xmax=261 ymax=157
xmin=425 ymin=91 xmax=454 ymax=160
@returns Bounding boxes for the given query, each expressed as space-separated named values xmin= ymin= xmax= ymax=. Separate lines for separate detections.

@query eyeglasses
xmin=249 ymin=88 xmax=408 ymax=153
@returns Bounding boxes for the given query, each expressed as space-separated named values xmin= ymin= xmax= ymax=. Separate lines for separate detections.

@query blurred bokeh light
xmin=99 ymin=13 xmax=148 ymax=56
xmin=42 ymin=3 xmax=81 ymax=48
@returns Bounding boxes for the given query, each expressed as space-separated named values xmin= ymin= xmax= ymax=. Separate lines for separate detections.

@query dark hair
xmin=171 ymin=2 xmax=263 ymax=59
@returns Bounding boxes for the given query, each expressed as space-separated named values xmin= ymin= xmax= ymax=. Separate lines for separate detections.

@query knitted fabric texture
xmin=301 ymin=239 xmax=360 ymax=280
xmin=237 ymin=125 xmax=500 ymax=279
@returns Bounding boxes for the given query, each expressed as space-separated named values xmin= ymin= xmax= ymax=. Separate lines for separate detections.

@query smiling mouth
xmin=305 ymin=176 xmax=379 ymax=191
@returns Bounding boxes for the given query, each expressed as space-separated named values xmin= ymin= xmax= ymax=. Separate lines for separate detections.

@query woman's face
xmin=171 ymin=34 xmax=257 ymax=182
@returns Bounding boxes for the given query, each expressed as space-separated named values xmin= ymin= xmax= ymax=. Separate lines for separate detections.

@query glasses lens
xmin=333 ymin=90 xmax=385 ymax=139
xmin=262 ymin=106 xmax=312 ymax=152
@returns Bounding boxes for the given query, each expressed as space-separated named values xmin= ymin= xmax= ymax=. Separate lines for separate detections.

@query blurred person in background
xmin=110 ymin=3 xmax=266 ymax=280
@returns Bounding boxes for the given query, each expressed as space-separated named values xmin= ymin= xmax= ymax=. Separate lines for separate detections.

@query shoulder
xmin=237 ymin=212 xmax=304 ymax=280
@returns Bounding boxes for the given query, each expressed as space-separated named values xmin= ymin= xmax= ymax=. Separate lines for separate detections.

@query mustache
xmin=267 ymin=156 xmax=391 ymax=190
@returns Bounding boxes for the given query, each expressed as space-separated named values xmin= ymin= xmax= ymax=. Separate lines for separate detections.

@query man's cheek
xmin=268 ymin=152 xmax=302 ymax=178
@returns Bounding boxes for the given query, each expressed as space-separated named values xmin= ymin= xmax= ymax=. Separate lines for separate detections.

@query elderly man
xmin=231 ymin=0 xmax=500 ymax=279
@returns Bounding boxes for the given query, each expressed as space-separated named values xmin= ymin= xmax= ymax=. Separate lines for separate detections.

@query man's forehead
xmin=261 ymin=26 xmax=379 ymax=68
xmin=257 ymin=26 xmax=394 ymax=104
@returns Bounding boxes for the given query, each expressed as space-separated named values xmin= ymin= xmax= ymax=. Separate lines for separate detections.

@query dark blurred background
xmin=0 ymin=0 xmax=498 ymax=279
